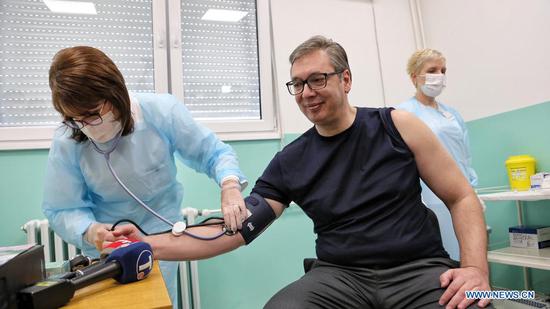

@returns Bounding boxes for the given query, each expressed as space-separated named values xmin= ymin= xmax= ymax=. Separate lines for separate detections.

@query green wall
xmin=468 ymin=101 xmax=550 ymax=294
xmin=0 ymin=149 xmax=49 ymax=247
xmin=0 ymin=134 xmax=315 ymax=309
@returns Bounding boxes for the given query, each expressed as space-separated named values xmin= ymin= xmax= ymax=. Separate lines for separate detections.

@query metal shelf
xmin=488 ymin=247 xmax=550 ymax=270
xmin=479 ymin=189 xmax=550 ymax=201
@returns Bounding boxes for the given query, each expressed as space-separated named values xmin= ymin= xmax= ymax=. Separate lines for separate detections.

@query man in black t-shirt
xmin=111 ymin=36 xmax=492 ymax=309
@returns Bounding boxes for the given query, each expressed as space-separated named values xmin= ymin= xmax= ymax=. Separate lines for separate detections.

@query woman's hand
xmin=83 ymin=222 xmax=114 ymax=251
xmin=111 ymin=224 xmax=145 ymax=241
xmin=221 ymin=180 xmax=247 ymax=232
xmin=98 ymin=225 xmax=147 ymax=257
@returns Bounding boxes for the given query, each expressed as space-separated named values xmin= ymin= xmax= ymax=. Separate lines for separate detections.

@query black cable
xmin=110 ymin=219 xmax=154 ymax=235
xmin=110 ymin=217 xmax=231 ymax=238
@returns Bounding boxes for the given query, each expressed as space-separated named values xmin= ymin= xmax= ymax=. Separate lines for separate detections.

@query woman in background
xmin=396 ymin=48 xmax=478 ymax=261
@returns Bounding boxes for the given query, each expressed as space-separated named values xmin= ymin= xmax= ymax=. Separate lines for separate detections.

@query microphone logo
xmin=136 ymin=250 xmax=154 ymax=280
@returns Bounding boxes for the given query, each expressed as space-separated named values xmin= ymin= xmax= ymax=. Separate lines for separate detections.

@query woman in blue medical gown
xmin=396 ymin=49 xmax=478 ymax=261
xmin=42 ymin=46 xmax=248 ymax=307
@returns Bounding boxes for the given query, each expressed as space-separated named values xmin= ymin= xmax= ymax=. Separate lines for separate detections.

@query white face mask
xmin=420 ymin=73 xmax=446 ymax=98
xmin=81 ymin=110 xmax=122 ymax=143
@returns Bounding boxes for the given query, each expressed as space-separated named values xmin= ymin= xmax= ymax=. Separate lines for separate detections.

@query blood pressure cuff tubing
xmin=240 ymin=192 xmax=276 ymax=245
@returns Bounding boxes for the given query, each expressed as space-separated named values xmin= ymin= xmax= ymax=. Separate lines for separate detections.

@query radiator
xmin=21 ymin=219 xmax=79 ymax=263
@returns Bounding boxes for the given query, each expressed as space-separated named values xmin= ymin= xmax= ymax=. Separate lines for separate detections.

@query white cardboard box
xmin=509 ymin=225 xmax=550 ymax=249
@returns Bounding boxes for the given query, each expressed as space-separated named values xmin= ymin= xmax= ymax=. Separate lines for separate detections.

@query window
xmin=168 ymin=0 xmax=276 ymax=140
xmin=0 ymin=0 xmax=277 ymax=149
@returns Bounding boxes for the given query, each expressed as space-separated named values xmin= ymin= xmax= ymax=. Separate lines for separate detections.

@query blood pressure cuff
xmin=240 ymin=192 xmax=276 ymax=245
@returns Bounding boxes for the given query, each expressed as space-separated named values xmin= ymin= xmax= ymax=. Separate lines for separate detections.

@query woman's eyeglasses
xmin=63 ymin=101 xmax=106 ymax=129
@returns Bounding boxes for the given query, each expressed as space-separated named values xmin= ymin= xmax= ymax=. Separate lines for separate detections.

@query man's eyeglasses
xmin=286 ymin=71 xmax=343 ymax=95
xmin=63 ymin=101 xmax=106 ymax=130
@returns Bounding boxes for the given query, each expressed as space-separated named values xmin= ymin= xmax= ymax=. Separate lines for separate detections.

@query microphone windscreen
xmin=105 ymin=241 xmax=154 ymax=284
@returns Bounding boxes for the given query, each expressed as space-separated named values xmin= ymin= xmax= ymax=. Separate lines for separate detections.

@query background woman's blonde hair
xmin=406 ymin=48 xmax=445 ymax=76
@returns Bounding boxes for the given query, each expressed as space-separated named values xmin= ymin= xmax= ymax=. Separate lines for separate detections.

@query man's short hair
xmin=289 ymin=35 xmax=351 ymax=80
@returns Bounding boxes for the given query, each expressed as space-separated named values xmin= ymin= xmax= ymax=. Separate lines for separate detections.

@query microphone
xmin=101 ymin=240 xmax=153 ymax=284
xmin=17 ymin=240 xmax=154 ymax=309
xmin=47 ymin=254 xmax=94 ymax=280
xmin=76 ymin=239 xmax=153 ymax=285
xmin=60 ymin=239 xmax=145 ymax=281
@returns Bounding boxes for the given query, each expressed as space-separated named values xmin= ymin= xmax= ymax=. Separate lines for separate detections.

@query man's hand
xmin=221 ymin=180 xmax=246 ymax=232
xmin=439 ymin=266 xmax=492 ymax=309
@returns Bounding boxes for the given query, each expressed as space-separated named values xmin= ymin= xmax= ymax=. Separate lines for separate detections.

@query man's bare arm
xmin=112 ymin=197 xmax=286 ymax=261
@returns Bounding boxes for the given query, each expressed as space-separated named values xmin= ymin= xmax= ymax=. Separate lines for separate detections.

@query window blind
xmin=0 ymin=0 xmax=154 ymax=127
xmin=180 ymin=0 xmax=261 ymax=120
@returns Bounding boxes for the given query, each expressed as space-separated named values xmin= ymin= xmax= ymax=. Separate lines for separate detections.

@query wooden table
xmin=62 ymin=263 xmax=171 ymax=308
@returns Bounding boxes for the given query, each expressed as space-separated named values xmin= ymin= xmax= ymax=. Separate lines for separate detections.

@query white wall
xmin=269 ymin=0 xmax=550 ymax=134
xmin=418 ymin=0 xmax=550 ymax=121
xmin=270 ymin=0 xmax=405 ymax=134
xmin=371 ymin=0 xmax=419 ymax=107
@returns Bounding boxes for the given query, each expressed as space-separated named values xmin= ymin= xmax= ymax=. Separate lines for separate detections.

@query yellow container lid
xmin=505 ymin=155 xmax=535 ymax=165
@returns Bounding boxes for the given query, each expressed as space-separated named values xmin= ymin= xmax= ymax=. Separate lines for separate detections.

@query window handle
xmin=171 ymin=35 xmax=181 ymax=49
xmin=155 ymin=31 xmax=165 ymax=49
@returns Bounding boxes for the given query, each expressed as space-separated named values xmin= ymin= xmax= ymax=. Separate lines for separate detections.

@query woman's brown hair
xmin=49 ymin=46 xmax=134 ymax=142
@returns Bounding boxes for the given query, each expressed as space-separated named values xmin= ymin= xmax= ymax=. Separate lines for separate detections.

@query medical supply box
xmin=530 ymin=172 xmax=550 ymax=189
xmin=509 ymin=225 xmax=550 ymax=249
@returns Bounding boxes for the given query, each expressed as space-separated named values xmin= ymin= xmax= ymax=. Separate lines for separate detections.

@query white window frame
xmin=167 ymin=0 xmax=278 ymax=141
xmin=0 ymin=126 xmax=57 ymax=150
xmin=0 ymin=0 xmax=278 ymax=150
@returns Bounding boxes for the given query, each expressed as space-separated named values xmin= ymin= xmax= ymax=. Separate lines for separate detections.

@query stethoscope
xmin=88 ymin=130 xmax=229 ymax=240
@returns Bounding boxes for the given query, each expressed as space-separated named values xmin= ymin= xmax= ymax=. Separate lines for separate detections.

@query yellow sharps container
xmin=505 ymin=155 xmax=536 ymax=191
